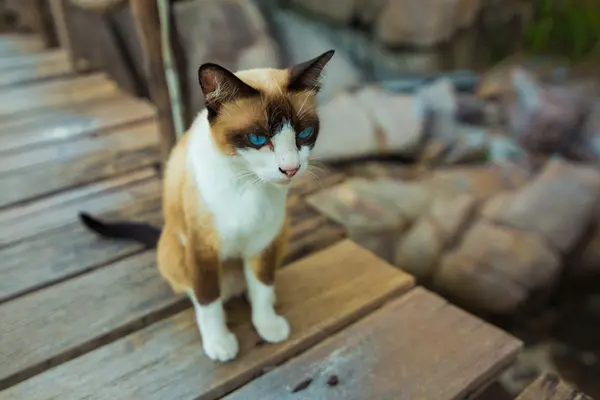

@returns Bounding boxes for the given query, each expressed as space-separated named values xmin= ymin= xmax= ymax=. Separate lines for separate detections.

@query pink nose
xmin=279 ymin=166 xmax=299 ymax=177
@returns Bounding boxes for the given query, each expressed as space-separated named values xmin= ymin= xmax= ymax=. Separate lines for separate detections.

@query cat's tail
xmin=78 ymin=212 xmax=161 ymax=248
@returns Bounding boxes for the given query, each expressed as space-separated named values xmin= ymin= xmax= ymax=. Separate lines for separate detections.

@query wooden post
xmin=49 ymin=0 xmax=80 ymax=72
xmin=24 ymin=0 xmax=57 ymax=48
xmin=130 ymin=0 xmax=177 ymax=163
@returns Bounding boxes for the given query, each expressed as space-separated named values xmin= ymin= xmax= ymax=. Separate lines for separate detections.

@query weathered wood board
xmin=0 ymin=73 xmax=119 ymax=118
xmin=0 ymin=250 xmax=182 ymax=390
xmin=0 ymin=168 xmax=158 ymax=245
xmin=0 ymin=121 xmax=160 ymax=209
xmin=515 ymin=373 xmax=593 ymax=400
xmin=0 ymin=34 xmax=44 ymax=57
xmin=1 ymin=240 xmax=414 ymax=399
xmin=225 ymin=287 xmax=523 ymax=400
xmin=0 ymin=50 xmax=71 ymax=87
xmin=0 ymin=94 xmax=154 ymax=150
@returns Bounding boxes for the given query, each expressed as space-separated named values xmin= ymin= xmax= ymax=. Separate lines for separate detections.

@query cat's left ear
xmin=287 ymin=50 xmax=335 ymax=92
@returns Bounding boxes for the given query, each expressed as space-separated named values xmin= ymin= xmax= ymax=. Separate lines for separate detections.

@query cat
xmin=78 ymin=49 xmax=335 ymax=362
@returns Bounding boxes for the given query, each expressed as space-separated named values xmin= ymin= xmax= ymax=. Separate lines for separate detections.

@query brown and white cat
xmin=79 ymin=50 xmax=335 ymax=362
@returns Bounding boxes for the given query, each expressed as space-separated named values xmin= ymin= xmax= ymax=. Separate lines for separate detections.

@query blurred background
xmin=1 ymin=1 xmax=599 ymax=398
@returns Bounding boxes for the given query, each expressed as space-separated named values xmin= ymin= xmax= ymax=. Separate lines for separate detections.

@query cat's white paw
xmin=254 ymin=314 xmax=290 ymax=343
xmin=202 ymin=331 xmax=239 ymax=362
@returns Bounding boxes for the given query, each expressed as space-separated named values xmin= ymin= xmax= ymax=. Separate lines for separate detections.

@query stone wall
xmin=305 ymin=61 xmax=600 ymax=315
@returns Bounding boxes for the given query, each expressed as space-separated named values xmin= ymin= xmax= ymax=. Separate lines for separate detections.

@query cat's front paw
xmin=254 ymin=314 xmax=290 ymax=343
xmin=202 ymin=331 xmax=239 ymax=362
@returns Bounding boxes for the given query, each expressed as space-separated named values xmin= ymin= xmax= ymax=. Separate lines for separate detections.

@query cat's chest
xmin=206 ymin=186 xmax=286 ymax=258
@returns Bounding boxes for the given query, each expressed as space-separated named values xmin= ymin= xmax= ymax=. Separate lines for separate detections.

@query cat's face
xmin=197 ymin=51 xmax=334 ymax=186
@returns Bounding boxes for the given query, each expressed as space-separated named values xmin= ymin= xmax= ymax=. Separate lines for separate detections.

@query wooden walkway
xmin=0 ymin=33 xmax=524 ymax=400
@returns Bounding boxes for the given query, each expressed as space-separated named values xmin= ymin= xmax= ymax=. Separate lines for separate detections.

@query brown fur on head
xmin=197 ymin=50 xmax=335 ymax=156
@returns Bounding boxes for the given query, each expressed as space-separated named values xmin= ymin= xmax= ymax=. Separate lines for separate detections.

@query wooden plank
xmin=131 ymin=0 xmax=177 ymax=162
xmin=0 ymin=34 xmax=44 ymax=57
xmin=515 ymin=373 xmax=593 ymax=400
xmin=0 ymin=49 xmax=66 ymax=69
xmin=0 ymin=119 xmax=158 ymax=173
xmin=0 ymin=121 xmax=160 ymax=209
xmin=0 ymin=95 xmax=155 ymax=153
xmin=0 ymin=249 xmax=181 ymax=391
xmin=225 ymin=287 xmax=523 ymax=400
xmin=0 ymin=169 xmax=158 ymax=246
xmin=0 ymin=54 xmax=71 ymax=87
xmin=0 ymin=181 xmax=162 ymax=304
xmin=0 ymin=73 xmax=119 ymax=118
xmin=1 ymin=240 xmax=414 ymax=398
xmin=0 ymin=178 xmax=336 ymax=305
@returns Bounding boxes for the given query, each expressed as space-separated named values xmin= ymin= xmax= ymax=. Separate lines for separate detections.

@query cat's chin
xmin=267 ymin=178 xmax=293 ymax=188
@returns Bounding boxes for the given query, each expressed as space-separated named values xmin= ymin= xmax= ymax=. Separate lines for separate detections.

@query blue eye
xmin=248 ymin=134 xmax=268 ymax=147
xmin=297 ymin=127 xmax=313 ymax=139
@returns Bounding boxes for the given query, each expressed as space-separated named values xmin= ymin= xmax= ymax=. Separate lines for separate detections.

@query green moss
xmin=523 ymin=0 xmax=600 ymax=60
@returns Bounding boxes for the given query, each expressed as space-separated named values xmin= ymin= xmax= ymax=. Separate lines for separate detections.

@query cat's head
xmin=197 ymin=50 xmax=335 ymax=186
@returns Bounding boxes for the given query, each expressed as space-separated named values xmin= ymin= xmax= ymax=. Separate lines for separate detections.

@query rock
xmin=417 ymin=78 xmax=457 ymax=118
xmin=487 ymin=133 xmax=531 ymax=167
xmin=394 ymin=218 xmax=443 ymax=280
xmin=306 ymin=179 xmax=410 ymax=231
xmin=457 ymin=0 xmax=483 ymax=28
xmin=428 ymin=193 xmax=477 ymax=246
xmin=268 ymin=8 xmax=363 ymax=102
xmin=356 ymin=87 xmax=427 ymax=157
xmin=441 ymin=125 xmax=490 ymax=165
xmin=173 ymin=0 xmax=280 ymax=114
xmin=476 ymin=54 xmax=571 ymax=99
xmin=426 ymin=163 xmax=531 ymax=200
xmin=375 ymin=0 xmax=482 ymax=47
xmin=354 ymin=0 xmax=387 ymax=25
xmin=482 ymin=158 xmax=600 ymax=253
xmin=507 ymin=68 xmax=596 ymax=159
xmin=456 ymin=93 xmax=488 ymax=124
xmin=434 ymin=221 xmax=560 ymax=314
xmin=353 ymin=227 xmax=404 ymax=265
xmin=570 ymin=227 xmax=600 ymax=280
xmin=312 ymin=88 xmax=426 ymax=162
xmin=306 ymin=178 xmax=435 ymax=232
xmin=311 ymin=93 xmax=375 ymax=162
xmin=290 ymin=0 xmax=356 ymax=24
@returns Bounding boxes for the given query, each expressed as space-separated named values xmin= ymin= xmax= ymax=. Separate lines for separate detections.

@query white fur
xmin=245 ymin=260 xmax=290 ymax=343
xmin=188 ymin=291 xmax=239 ymax=362
xmin=186 ymin=111 xmax=312 ymax=358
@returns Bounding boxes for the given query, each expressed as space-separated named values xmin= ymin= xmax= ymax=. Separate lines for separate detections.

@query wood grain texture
xmin=0 ymin=249 xmax=183 ymax=391
xmin=515 ymin=373 xmax=593 ymax=400
xmin=0 ymin=189 xmax=162 ymax=304
xmin=0 ymin=49 xmax=66 ymax=70
xmin=0 ymin=121 xmax=160 ymax=209
xmin=0 ymin=34 xmax=44 ymax=57
xmin=0 ymin=171 xmax=341 ymax=304
xmin=0 ymin=73 xmax=119 ymax=118
xmin=0 ymin=95 xmax=155 ymax=153
xmin=0 ymin=54 xmax=71 ymax=87
xmin=225 ymin=287 xmax=523 ymax=400
xmin=0 ymin=169 xmax=158 ymax=246
xmin=130 ymin=0 xmax=177 ymax=161
xmin=0 ymin=120 xmax=158 ymax=173
xmin=2 ymin=240 xmax=414 ymax=399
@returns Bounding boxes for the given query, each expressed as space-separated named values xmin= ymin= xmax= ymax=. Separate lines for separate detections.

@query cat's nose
xmin=279 ymin=166 xmax=299 ymax=177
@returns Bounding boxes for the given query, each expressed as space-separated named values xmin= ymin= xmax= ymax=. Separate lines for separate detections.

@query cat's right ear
xmin=198 ymin=63 xmax=259 ymax=117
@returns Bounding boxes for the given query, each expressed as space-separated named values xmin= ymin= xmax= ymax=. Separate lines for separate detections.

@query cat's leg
xmin=158 ymin=226 xmax=237 ymax=361
xmin=185 ymin=232 xmax=238 ymax=362
xmin=244 ymin=229 xmax=290 ymax=343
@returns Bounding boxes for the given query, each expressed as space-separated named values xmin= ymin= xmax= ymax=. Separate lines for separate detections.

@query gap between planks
xmin=0 ymin=240 xmax=414 ymax=397
xmin=225 ymin=287 xmax=523 ymax=400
